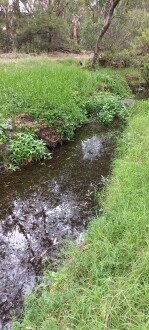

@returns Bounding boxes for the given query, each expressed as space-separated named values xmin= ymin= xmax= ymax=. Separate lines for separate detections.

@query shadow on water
xmin=0 ymin=122 xmax=121 ymax=329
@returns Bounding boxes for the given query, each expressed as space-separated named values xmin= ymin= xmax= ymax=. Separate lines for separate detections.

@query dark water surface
xmin=0 ymin=123 xmax=120 ymax=329
xmin=135 ymin=87 xmax=149 ymax=100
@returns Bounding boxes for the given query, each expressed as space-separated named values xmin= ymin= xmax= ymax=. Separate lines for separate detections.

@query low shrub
xmin=79 ymin=93 xmax=127 ymax=124
xmin=8 ymin=132 xmax=51 ymax=169
xmin=143 ymin=63 xmax=149 ymax=85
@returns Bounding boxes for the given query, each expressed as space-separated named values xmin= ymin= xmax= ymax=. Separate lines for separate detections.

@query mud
xmin=0 ymin=122 xmax=121 ymax=330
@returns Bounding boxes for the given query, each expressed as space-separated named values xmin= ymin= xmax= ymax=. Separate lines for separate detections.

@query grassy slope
xmin=13 ymin=100 xmax=149 ymax=330
xmin=0 ymin=59 xmax=130 ymax=139
xmin=0 ymin=59 xmax=131 ymax=169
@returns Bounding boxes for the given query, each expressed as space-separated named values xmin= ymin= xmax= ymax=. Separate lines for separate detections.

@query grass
xmin=13 ymin=99 xmax=149 ymax=329
xmin=0 ymin=58 xmax=131 ymax=169
xmin=0 ymin=59 xmax=130 ymax=130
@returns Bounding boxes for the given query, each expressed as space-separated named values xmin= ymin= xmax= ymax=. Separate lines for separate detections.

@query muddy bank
xmin=0 ymin=122 xmax=121 ymax=330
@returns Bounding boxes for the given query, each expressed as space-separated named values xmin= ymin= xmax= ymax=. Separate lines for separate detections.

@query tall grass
xmin=0 ymin=59 xmax=130 ymax=140
xmin=13 ymin=100 xmax=149 ymax=330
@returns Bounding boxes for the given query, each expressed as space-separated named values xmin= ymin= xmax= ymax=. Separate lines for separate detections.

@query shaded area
xmin=0 ymin=123 xmax=120 ymax=330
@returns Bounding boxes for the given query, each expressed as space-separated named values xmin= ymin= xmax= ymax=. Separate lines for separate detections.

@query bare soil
xmin=0 ymin=51 xmax=94 ymax=63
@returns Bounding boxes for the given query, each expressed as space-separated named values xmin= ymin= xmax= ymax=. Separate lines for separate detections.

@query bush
xmin=15 ymin=15 xmax=70 ymax=53
xmin=80 ymin=20 xmax=99 ymax=50
xmin=84 ymin=93 xmax=126 ymax=124
xmin=143 ymin=63 xmax=149 ymax=85
xmin=8 ymin=132 xmax=51 ymax=168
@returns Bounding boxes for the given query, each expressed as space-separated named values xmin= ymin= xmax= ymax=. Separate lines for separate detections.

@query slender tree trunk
xmin=72 ymin=16 xmax=79 ymax=44
xmin=92 ymin=0 xmax=121 ymax=68
xmin=4 ymin=0 xmax=13 ymax=52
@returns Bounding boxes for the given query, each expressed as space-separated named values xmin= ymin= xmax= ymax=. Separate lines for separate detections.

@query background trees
xmin=0 ymin=0 xmax=148 ymax=66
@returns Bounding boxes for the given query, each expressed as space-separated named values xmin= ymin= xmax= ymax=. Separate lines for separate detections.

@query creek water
xmin=0 ymin=122 xmax=121 ymax=330
xmin=135 ymin=87 xmax=149 ymax=100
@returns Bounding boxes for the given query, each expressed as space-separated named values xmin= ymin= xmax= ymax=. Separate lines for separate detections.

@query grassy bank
xmin=0 ymin=58 xmax=130 ymax=169
xmin=13 ymin=100 xmax=149 ymax=330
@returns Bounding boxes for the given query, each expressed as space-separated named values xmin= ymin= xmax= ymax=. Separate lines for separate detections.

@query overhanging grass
xmin=13 ymin=100 xmax=149 ymax=330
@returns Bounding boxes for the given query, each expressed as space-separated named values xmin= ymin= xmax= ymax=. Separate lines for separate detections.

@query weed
xmin=83 ymin=93 xmax=127 ymax=124
xmin=8 ymin=132 xmax=51 ymax=167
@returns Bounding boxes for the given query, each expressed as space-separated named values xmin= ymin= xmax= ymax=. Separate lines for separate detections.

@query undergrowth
xmin=0 ymin=58 xmax=131 ymax=169
xmin=8 ymin=131 xmax=51 ymax=170
xmin=13 ymin=100 xmax=149 ymax=329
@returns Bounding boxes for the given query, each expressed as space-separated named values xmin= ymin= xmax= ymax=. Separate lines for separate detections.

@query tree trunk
xmin=92 ymin=0 xmax=121 ymax=68
xmin=72 ymin=16 xmax=79 ymax=44
xmin=4 ymin=1 xmax=13 ymax=52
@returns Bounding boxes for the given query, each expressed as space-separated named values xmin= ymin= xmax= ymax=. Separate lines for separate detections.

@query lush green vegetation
xmin=1 ymin=0 xmax=149 ymax=69
xmin=144 ymin=63 xmax=149 ymax=85
xmin=0 ymin=0 xmax=148 ymax=327
xmin=0 ymin=59 xmax=131 ymax=169
xmin=8 ymin=132 xmax=51 ymax=171
xmin=82 ymin=93 xmax=126 ymax=123
xmin=13 ymin=100 xmax=149 ymax=330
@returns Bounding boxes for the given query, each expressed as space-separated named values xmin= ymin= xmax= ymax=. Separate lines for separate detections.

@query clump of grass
xmin=13 ymin=100 xmax=149 ymax=329
xmin=95 ymin=69 xmax=131 ymax=97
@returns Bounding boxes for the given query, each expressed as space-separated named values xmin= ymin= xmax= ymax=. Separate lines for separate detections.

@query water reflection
xmin=0 ymin=123 xmax=120 ymax=329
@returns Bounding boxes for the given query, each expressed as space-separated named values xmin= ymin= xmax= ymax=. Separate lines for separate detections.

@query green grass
xmin=13 ymin=100 xmax=149 ymax=329
xmin=0 ymin=59 xmax=131 ymax=139
xmin=0 ymin=58 xmax=132 ymax=169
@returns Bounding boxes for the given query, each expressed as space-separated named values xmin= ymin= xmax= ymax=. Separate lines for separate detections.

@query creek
xmin=0 ymin=122 xmax=121 ymax=330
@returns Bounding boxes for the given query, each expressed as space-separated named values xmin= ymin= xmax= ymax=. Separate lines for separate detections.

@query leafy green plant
xmin=84 ymin=93 xmax=126 ymax=123
xmin=8 ymin=132 xmax=51 ymax=167
xmin=0 ymin=114 xmax=12 ymax=144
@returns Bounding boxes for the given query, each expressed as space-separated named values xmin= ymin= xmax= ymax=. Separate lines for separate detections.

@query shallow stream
xmin=0 ymin=122 xmax=120 ymax=330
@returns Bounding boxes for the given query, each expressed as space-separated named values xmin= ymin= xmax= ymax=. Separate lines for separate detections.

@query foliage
xmin=13 ymin=100 xmax=149 ymax=330
xmin=95 ymin=71 xmax=131 ymax=97
xmin=80 ymin=20 xmax=99 ymax=50
xmin=94 ymin=8 xmax=149 ymax=69
xmin=0 ymin=60 xmax=130 ymax=140
xmin=0 ymin=27 xmax=8 ymax=52
xmin=0 ymin=59 xmax=131 ymax=170
xmin=8 ymin=132 xmax=51 ymax=168
xmin=15 ymin=15 xmax=70 ymax=53
xmin=0 ymin=114 xmax=12 ymax=144
xmin=143 ymin=63 xmax=149 ymax=85
xmin=84 ymin=93 xmax=126 ymax=123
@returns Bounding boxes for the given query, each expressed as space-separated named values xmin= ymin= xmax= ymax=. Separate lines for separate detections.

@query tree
xmin=92 ymin=0 xmax=121 ymax=67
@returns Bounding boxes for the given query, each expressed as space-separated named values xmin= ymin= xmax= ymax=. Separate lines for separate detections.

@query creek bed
xmin=0 ymin=122 xmax=121 ymax=330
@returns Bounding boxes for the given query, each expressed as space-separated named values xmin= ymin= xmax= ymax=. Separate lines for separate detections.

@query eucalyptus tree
xmin=92 ymin=0 xmax=121 ymax=67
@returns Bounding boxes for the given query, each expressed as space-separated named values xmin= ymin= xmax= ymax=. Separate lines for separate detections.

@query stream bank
xmin=13 ymin=99 xmax=149 ymax=330
xmin=0 ymin=122 xmax=121 ymax=330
